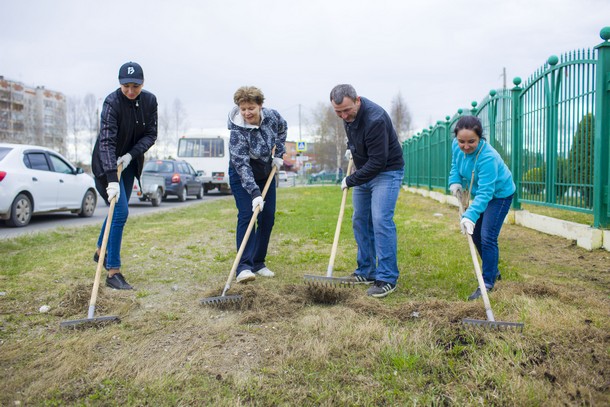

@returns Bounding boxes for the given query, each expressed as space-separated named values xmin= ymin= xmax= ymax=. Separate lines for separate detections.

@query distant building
xmin=0 ymin=76 xmax=67 ymax=155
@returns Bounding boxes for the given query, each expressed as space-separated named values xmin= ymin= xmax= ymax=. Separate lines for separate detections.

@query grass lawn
xmin=0 ymin=186 xmax=608 ymax=405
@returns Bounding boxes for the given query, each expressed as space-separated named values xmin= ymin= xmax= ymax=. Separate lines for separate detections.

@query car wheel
xmin=196 ymin=185 xmax=204 ymax=199
xmin=178 ymin=186 xmax=187 ymax=202
xmin=79 ymin=190 xmax=97 ymax=217
xmin=6 ymin=193 xmax=32 ymax=227
xmin=151 ymin=188 xmax=162 ymax=207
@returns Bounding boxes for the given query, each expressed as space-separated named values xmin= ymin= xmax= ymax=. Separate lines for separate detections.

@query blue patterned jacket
xmin=228 ymin=106 xmax=287 ymax=198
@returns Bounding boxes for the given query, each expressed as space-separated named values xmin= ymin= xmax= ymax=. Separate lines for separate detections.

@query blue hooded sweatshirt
xmin=448 ymin=138 xmax=515 ymax=223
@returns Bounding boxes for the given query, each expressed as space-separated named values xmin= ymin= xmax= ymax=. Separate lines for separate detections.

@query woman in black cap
xmin=91 ymin=61 xmax=158 ymax=290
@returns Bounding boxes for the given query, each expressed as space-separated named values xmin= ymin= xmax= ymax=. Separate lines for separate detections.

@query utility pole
xmin=298 ymin=104 xmax=302 ymax=140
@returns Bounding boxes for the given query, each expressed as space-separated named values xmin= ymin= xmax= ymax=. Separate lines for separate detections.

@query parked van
xmin=177 ymin=132 xmax=231 ymax=195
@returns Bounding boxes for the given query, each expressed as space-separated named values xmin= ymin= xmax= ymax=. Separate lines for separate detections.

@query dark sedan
xmin=142 ymin=159 xmax=204 ymax=202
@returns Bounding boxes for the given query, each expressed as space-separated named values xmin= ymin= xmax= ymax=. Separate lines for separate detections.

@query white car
xmin=278 ymin=170 xmax=288 ymax=182
xmin=0 ymin=143 xmax=97 ymax=227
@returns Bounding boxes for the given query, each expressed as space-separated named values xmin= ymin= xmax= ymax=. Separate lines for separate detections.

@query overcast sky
xmin=2 ymin=0 xmax=609 ymax=140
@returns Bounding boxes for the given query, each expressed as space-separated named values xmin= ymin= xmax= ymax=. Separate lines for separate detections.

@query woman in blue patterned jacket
xmin=227 ymin=86 xmax=287 ymax=283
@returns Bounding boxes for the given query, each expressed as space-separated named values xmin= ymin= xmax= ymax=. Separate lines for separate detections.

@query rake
xmin=61 ymin=164 xmax=123 ymax=328
xmin=457 ymin=190 xmax=524 ymax=331
xmin=304 ymin=158 xmax=357 ymax=288
xmin=201 ymin=165 xmax=277 ymax=306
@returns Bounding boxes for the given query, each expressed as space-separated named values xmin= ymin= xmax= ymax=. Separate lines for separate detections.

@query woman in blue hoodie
xmin=227 ymin=86 xmax=287 ymax=283
xmin=448 ymin=116 xmax=515 ymax=301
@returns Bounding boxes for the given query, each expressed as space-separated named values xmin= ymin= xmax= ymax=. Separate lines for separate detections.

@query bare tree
xmin=171 ymin=98 xmax=188 ymax=158
xmin=66 ymin=96 xmax=83 ymax=163
xmin=310 ymin=102 xmax=345 ymax=173
xmin=152 ymin=104 xmax=173 ymax=159
xmin=390 ymin=91 xmax=413 ymax=142
xmin=82 ymin=93 xmax=99 ymax=154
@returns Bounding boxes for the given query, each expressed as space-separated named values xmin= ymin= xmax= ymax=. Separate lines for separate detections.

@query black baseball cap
xmin=118 ymin=61 xmax=144 ymax=85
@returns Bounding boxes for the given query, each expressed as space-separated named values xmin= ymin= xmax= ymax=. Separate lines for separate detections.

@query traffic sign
xmin=297 ymin=141 xmax=307 ymax=152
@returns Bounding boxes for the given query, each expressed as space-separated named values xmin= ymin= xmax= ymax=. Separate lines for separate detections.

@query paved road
xmin=0 ymin=192 xmax=231 ymax=241
xmin=0 ymin=178 xmax=296 ymax=241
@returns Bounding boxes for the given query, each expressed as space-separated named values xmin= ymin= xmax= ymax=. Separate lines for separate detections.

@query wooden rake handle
xmin=88 ymin=163 xmax=123 ymax=318
xmin=222 ymin=165 xmax=278 ymax=295
xmin=326 ymin=158 xmax=354 ymax=277
xmin=456 ymin=190 xmax=495 ymax=322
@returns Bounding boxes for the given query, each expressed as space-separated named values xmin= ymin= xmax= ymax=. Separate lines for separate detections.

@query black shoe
xmin=496 ymin=273 xmax=502 ymax=281
xmin=93 ymin=250 xmax=108 ymax=269
xmin=345 ymin=272 xmax=375 ymax=285
xmin=106 ymin=273 xmax=133 ymax=290
xmin=468 ymin=286 xmax=493 ymax=301
xmin=366 ymin=281 xmax=396 ymax=298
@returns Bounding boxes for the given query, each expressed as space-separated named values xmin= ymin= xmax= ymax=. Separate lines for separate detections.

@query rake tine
xmin=462 ymin=318 xmax=524 ymax=332
xmin=303 ymin=275 xmax=356 ymax=288
xmin=200 ymin=294 xmax=243 ymax=306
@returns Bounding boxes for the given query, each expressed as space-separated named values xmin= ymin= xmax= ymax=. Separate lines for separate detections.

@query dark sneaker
xmin=344 ymin=272 xmax=375 ymax=285
xmin=93 ymin=250 xmax=108 ymax=269
xmin=366 ymin=281 xmax=396 ymax=298
xmin=496 ymin=273 xmax=502 ymax=281
xmin=468 ymin=286 xmax=492 ymax=301
xmin=106 ymin=273 xmax=133 ymax=290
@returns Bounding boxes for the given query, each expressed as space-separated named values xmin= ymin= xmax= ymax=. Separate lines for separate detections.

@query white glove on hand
xmin=117 ymin=153 xmax=132 ymax=169
xmin=106 ymin=182 xmax=120 ymax=202
xmin=344 ymin=149 xmax=352 ymax=160
xmin=460 ymin=218 xmax=475 ymax=235
xmin=272 ymin=157 xmax=283 ymax=171
xmin=449 ymin=183 xmax=463 ymax=197
xmin=252 ymin=196 xmax=265 ymax=212
xmin=341 ymin=177 xmax=348 ymax=191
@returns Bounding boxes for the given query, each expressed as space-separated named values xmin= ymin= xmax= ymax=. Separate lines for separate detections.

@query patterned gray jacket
xmin=228 ymin=106 xmax=287 ymax=198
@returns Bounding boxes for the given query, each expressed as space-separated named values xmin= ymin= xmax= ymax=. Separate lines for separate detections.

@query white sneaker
xmin=236 ymin=270 xmax=256 ymax=283
xmin=255 ymin=267 xmax=275 ymax=277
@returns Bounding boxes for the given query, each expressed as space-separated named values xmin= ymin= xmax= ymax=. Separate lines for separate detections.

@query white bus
xmin=177 ymin=134 xmax=231 ymax=195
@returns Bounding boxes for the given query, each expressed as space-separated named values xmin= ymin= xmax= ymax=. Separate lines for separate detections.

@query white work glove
xmin=460 ymin=218 xmax=475 ymax=235
xmin=345 ymin=149 xmax=352 ymax=160
xmin=117 ymin=153 xmax=132 ymax=169
xmin=252 ymin=196 xmax=265 ymax=212
xmin=106 ymin=182 xmax=120 ymax=202
xmin=272 ymin=157 xmax=283 ymax=171
xmin=449 ymin=183 xmax=463 ymax=197
xmin=341 ymin=177 xmax=348 ymax=191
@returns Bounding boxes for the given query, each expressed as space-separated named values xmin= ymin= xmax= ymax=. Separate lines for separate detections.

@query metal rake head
xmin=60 ymin=315 xmax=121 ymax=329
xmin=303 ymin=275 xmax=356 ymax=288
xmin=462 ymin=318 xmax=524 ymax=332
xmin=200 ymin=294 xmax=243 ymax=307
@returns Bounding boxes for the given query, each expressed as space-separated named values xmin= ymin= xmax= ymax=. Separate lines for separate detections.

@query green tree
xmin=567 ymin=113 xmax=594 ymax=208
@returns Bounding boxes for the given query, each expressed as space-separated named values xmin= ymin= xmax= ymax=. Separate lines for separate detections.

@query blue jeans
xmin=352 ymin=169 xmax=404 ymax=285
xmin=97 ymin=163 xmax=135 ymax=270
xmin=229 ymin=167 xmax=276 ymax=275
xmin=471 ymin=195 xmax=513 ymax=289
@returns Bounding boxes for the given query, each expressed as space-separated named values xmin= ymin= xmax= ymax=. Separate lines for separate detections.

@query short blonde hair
xmin=233 ymin=86 xmax=265 ymax=106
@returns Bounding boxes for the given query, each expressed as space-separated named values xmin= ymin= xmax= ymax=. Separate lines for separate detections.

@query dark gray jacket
xmin=344 ymin=97 xmax=404 ymax=187
xmin=91 ymin=88 xmax=157 ymax=201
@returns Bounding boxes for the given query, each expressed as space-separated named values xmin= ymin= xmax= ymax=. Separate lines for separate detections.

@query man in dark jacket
xmin=91 ymin=61 xmax=158 ymax=290
xmin=330 ymin=84 xmax=404 ymax=298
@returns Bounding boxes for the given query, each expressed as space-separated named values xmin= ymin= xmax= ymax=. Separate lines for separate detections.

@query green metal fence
xmin=403 ymin=27 xmax=610 ymax=228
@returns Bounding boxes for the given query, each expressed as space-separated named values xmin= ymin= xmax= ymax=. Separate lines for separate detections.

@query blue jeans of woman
xmin=352 ymin=169 xmax=404 ymax=285
xmin=97 ymin=163 xmax=135 ymax=270
xmin=471 ymin=195 xmax=513 ymax=289
xmin=229 ymin=167 xmax=276 ymax=275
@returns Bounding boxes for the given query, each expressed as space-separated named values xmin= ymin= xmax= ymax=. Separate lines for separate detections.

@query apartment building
xmin=0 ymin=76 xmax=67 ymax=155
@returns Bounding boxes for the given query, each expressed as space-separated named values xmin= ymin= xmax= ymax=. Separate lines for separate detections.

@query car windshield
xmin=144 ymin=161 xmax=174 ymax=173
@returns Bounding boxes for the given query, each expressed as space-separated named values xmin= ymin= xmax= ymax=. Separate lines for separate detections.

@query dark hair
xmin=453 ymin=115 xmax=485 ymax=140
xmin=330 ymin=84 xmax=358 ymax=104
xmin=233 ymin=86 xmax=265 ymax=106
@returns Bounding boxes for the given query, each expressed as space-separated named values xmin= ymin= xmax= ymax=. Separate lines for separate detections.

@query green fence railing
xmin=403 ymin=27 xmax=610 ymax=228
